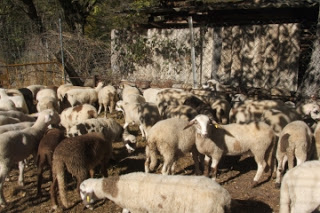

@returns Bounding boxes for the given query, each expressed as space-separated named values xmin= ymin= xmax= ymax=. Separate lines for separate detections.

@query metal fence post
xmin=59 ymin=18 xmax=66 ymax=84
xmin=188 ymin=16 xmax=198 ymax=89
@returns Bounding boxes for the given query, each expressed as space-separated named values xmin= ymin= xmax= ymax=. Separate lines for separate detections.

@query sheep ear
xmin=211 ymin=120 xmax=221 ymax=129
xmin=183 ymin=119 xmax=196 ymax=130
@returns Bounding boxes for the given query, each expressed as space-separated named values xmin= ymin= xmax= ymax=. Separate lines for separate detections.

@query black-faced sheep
xmin=50 ymin=132 xmax=113 ymax=210
xmin=80 ymin=172 xmax=231 ymax=213
xmin=0 ymin=109 xmax=59 ymax=206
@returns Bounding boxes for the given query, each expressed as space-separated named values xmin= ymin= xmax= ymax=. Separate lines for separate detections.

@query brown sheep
xmin=36 ymin=128 xmax=65 ymax=196
xmin=50 ymin=132 xmax=112 ymax=210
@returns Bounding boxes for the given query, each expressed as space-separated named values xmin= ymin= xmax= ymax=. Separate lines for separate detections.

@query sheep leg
xmin=209 ymin=157 xmax=219 ymax=179
xmin=18 ymin=161 xmax=25 ymax=186
xmin=191 ymin=148 xmax=201 ymax=175
xmin=203 ymin=155 xmax=210 ymax=177
xmin=287 ymin=149 xmax=295 ymax=170
xmin=139 ymin=124 xmax=146 ymax=138
xmin=50 ymin=176 xmax=59 ymax=210
xmin=162 ymin=153 xmax=175 ymax=175
xmin=0 ymin=164 xmax=9 ymax=207
xmin=97 ymin=104 xmax=102 ymax=114
xmin=252 ymin=154 xmax=267 ymax=187
xmin=145 ymin=144 xmax=157 ymax=173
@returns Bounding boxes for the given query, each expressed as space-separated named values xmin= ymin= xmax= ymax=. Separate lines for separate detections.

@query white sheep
xmin=66 ymin=117 xmax=136 ymax=153
xmin=121 ymin=84 xmax=141 ymax=102
xmin=145 ymin=117 xmax=201 ymax=175
xmin=0 ymin=109 xmax=59 ymax=206
xmin=0 ymin=121 xmax=34 ymax=134
xmin=0 ymin=88 xmax=29 ymax=114
xmin=275 ymin=120 xmax=313 ymax=187
xmin=80 ymin=172 xmax=231 ymax=213
xmin=97 ymin=85 xmax=118 ymax=115
xmin=60 ymin=104 xmax=98 ymax=132
xmin=280 ymin=160 xmax=320 ymax=213
xmin=36 ymin=88 xmax=58 ymax=102
xmin=64 ymin=82 xmax=104 ymax=107
xmin=36 ymin=96 xmax=60 ymax=113
xmin=116 ymin=100 xmax=160 ymax=138
xmin=143 ymin=87 xmax=161 ymax=104
xmin=26 ymin=84 xmax=47 ymax=100
xmin=184 ymin=114 xmax=277 ymax=187
xmin=0 ymin=89 xmax=17 ymax=111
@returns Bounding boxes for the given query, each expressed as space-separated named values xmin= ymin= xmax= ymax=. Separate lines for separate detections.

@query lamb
xmin=145 ymin=117 xmax=201 ymax=175
xmin=36 ymin=128 xmax=65 ymax=196
xmin=97 ymin=85 xmax=119 ymax=115
xmin=279 ymin=160 xmax=320 ymax=213
xmin=64 ymin=82 xmax=104 ymax=107
xmin=115 ymin=100 xmax=160 ymax=138
xmin=66 ymin=117 xmax=136 ymax=152
xmin=184 ymin=114 xmax=276 ymax=187
xmin=80 ymin=172 xmax=231 ymax=213
xmin=0 ymin=121 xmax=34 ymax=134
xmin=60 ymin=104 xmax=98 ymax=132
xmin=50 ymin=132 xmax=113 ymax=210
xmin=275 ymin=120 xmax=313 ymax=187
xmin=0 ymin=109 xmax=59 ymax=206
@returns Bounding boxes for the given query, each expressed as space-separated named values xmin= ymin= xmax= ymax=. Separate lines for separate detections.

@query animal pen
xmin=0 ymin=1 xmax=319 ymax=96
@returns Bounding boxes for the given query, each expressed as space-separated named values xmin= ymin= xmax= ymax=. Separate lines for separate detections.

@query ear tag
xmin=86 ymin=195 xmax=90 ymax=203
xmin=214 ymin=124 xmax=219 ymax=128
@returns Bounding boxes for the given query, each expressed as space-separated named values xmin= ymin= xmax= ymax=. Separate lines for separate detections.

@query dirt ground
xmin=0 ymin=113 xmax=281 ymax=213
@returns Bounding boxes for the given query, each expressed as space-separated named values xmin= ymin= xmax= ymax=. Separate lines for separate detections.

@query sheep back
xmin=82 ymin=172 xmax=231 ymax=213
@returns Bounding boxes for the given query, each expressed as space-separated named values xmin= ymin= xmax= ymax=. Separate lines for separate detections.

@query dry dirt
xmin=0 ymin=113 xmax=281 ymax=213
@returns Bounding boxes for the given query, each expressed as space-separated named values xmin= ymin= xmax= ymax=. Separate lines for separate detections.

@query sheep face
xmin=310 ymin=105 xmax=320 ymax=121
xmin=184 ymin=114 xmax=212 ymax=137
xmin=79 ymin=181 xmax=97 ymax=209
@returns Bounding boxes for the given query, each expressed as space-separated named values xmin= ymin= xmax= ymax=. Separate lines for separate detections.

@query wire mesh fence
xmin=0 ymin=2 xmax=318 ymax=94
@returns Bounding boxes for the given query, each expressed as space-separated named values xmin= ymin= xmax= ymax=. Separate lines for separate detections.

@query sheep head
xmin=183 ymin=114 xmax=217 ymax=138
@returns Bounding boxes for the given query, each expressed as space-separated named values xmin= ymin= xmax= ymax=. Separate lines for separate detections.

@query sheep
xmin=184 ymin=114 xmax=276 ymax=187
xmin=121 ymin=84 xmax=141 ymax=102
xmin=97 ymin=85 xmax=118 ymax=115
xmin=4 ymin=88 xmax=30 ymax=114
xmin=261 ymin=108 xmax=301 ymax=136
xmin=0 ymin=90 xmax=17 ymax=111
xmin=156 ymin=88 xmax=193 ymax=117
xmin=0 ymin=109 xmax=59 ymax=206
xmin=18 ymin=87 xmax=37 ymax=113
xmin=64 ymin=82 xmax=104 ymax=107
xmin=60 ymin=104 xmax=98 ymax=132
xmin=50 ymin=132 xmax=113 ymax=210
xmin=0 ymin=110 xmax=36 ymax=122
xmin=36 ymin=128 xmax=65 ymax=196
xmin=123 ymin=93 xmax=146 ymax=104
xmin=80 ymin=172 xmax=231 ymax=213
xmin=145 ymin=117 xmax=201 ymax=175
xmin=210 ymin=98 xmax=231 ymax=124
xmin=0 ymin=121 xmax=34 ymax=134
xmin=275 ymin=120 xmax=313 ymax=188
xmin=36 ymin=96 xmax=60 ymax=113
xmin=0 ymin=115 xmax=21 ymax=125
xmin=143 ymin=87 xmax=161 ymax=104
xmin=66 ymin=117 xmax=136 ymax=153
xmin=36 ymin=88 xmax=58 ymax=102
xmin=162 ymin=104 xmax=198 ymax=121
xmin=26 ymin=84 xmax=47 ymax=100
xmin=279 ymin=160 xmax=320 ymax=213
xmin=115 ymin=100 xmax=160 ymax=138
